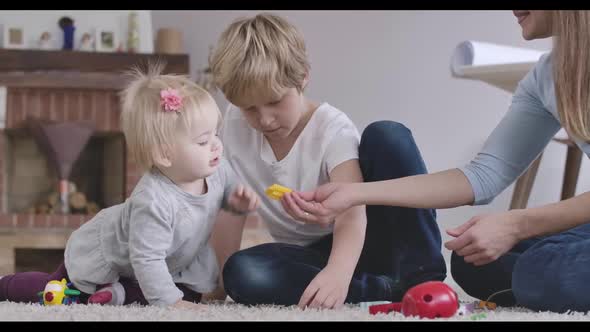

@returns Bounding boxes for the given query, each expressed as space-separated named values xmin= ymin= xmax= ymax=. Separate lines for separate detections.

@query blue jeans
xmin=451 ymin=223 xmax=590 ymax=313
xmin=223 ymin=121 xmax=447 ymax=306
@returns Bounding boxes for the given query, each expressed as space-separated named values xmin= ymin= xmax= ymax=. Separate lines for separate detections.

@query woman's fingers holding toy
xmin=290 ymin=193 xmax=334 ymax=227
xmin=292 ymin=193 xmax=327 ymax=216
xmin=282 ymin=192 xmax=318 ymax=223
xmin=280 ymin=194 xmax=308 ymax=222
xmin=296 ymin=190 xmax=316 ymax=202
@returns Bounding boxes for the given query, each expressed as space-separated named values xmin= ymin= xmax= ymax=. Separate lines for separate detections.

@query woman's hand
xmin=280 ymin=182 xmax=357 ymax=227
xmin=445 ymin=210 xmax=526 ymax=266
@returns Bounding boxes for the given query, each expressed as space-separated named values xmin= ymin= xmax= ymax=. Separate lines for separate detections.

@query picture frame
xmin=2 ymin=25 xmax=26 ymax=49
xmin=37 ymin=31 xmax=53 ymax=50
xmin=77 ymin=31 xmax=95 ymax=52
xmin=95 ymin=29 xmax=117 ymax=52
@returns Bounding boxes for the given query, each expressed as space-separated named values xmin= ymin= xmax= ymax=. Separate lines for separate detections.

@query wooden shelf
xmin=0 ymin=49 xmax=190 ymax=89
xmin=0 ymin=48 xmax=189 ymax=74
xmin=0 ymin=71 xmax=126 ymax=90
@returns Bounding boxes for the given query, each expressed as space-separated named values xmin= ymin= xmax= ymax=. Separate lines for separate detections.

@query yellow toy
xmin=265 ymin=184 xmax=293 ymax=200
xmin=37 ymin=278 xmax=81 ymax=305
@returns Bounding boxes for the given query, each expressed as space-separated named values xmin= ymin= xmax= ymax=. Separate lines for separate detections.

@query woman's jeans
xmin=452 ymin=223 xmax=590 ymax=313
xmin=223 ymin=121 xmax=447 ymax=306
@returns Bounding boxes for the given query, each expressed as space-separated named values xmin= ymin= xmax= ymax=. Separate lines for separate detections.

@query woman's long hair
xmin=553 ymin=10 xmax=590 ymax=142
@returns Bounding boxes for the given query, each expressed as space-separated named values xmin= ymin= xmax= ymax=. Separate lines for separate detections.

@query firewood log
xmin=69 ymin=192 xmax=87 ymax=211
xmin=68 ymin=181 xmax=77 ymax=193
xmin=47 ymin=192 xmax=59 ymax=207
xmin=36 ymin=203 xmax=50 ymax=214
xmin=86 ymin=201 xmax=100 ymax=215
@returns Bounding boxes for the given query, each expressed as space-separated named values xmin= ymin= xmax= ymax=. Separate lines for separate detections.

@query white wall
xmin=0 ymin=10 xmax=153 ymax=52
xmin=154 ymin=11 xmax=583 ymax=294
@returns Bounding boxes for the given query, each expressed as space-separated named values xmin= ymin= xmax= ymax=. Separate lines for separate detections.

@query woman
xmin=283 ymin=10 xmax=590 ymax=313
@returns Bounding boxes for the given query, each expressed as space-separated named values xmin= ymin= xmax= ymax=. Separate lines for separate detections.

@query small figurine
xmin=266 ymin=184 xmax=293 ymax=200
xmin=38 ymin=31 xmax=52 ymax=50
xmin=58 ymin=16 xmax=75 ymax=50
xmin=37 ymin=278 xmax=81 ymax=305
xmin=127 ymin=11 xmax=140 ymax=53
xmin=78 ymin=32 xmax=94 ymax=52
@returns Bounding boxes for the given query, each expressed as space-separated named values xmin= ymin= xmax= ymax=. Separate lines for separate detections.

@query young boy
xmin=207 ymin=13 xmax=446 ymax=309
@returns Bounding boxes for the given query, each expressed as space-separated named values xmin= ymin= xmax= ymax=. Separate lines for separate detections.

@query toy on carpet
xmin=469 ymin=312 xmax=488 ymax=320
xmin=367 ymin=281 xmax=459 ymax=319
xmin=265 ymin=184 xmax=293 ymax=200
xmin=364 ymin=281 xmax=498 ymax=319
xmin=37 ymin=278 xmax=81 ymax=305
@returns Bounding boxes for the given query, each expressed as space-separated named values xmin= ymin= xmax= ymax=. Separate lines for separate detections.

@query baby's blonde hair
xmin=209 ymin=13 xmax=310 ymax=106
xmin=120 ymin=62 xmax=219 ymax=171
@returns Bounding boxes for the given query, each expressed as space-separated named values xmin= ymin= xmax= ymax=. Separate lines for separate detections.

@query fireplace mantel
xmin=0 ymin=72 xmax=126 ymax=90
xmin=0 ymin=49 xmax=189 ymax=74
xmin=0 ymin=49 xmax=189 ymax=90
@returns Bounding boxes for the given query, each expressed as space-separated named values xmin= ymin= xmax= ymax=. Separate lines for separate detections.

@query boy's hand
xmin=227 ymin=184 xmax=260 ymax=214
xmin=298 ymin=264 xmax=353 ymax=310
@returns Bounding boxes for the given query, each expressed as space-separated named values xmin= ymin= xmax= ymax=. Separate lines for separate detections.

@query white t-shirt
xmin=220 ymin=102 xmax=361 ymax=246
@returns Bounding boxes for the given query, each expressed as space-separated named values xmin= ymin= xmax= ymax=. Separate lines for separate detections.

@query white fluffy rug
xmin=1 ymin=274 xmax=588 ymax=321
xmin=1 ymin=301 xmax=590 ymax=321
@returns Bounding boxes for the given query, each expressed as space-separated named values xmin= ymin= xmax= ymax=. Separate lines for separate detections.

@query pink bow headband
xmin=160 ymin=88 xmax=183 ymax=113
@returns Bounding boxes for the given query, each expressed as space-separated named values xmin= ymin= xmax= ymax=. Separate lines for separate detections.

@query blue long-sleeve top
xmin=459 ymin=52 xmax=590 ymax=205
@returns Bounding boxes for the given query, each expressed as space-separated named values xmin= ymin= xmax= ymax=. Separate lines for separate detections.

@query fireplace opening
xmin=4 ymin=129 xmax=125 ymax=215
xmin=14 ymin=248 xmax=64 ymax=273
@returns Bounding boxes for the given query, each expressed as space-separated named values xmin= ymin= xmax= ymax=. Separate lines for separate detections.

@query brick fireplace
xmin=0 ymin=87 xmax=133 ymax=229
xmin=0 ymin=49 xmax=190 ymax=274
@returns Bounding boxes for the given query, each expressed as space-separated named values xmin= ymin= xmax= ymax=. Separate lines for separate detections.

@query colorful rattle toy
xmin=265 ymin=184 xmax=293 ymax=200
xmin=38 ymin=278 xmax=81 ymax=305
xmin=368 ymin=281 xmax=459 ymax=319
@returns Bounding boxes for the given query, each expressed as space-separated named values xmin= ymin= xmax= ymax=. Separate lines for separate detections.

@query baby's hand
xmin=227 ymin=184 xmax=260 ymax=214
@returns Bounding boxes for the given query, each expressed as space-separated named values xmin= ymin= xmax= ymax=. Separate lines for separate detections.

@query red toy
xmin=369 ymin=281 xmax=459 ymax=319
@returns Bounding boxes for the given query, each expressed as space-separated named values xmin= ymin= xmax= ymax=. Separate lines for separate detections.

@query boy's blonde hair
xmin=120 ymin=62 xmax=219 ymax=171
xmin=209 ymin=13 xmax=310 ymax=106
